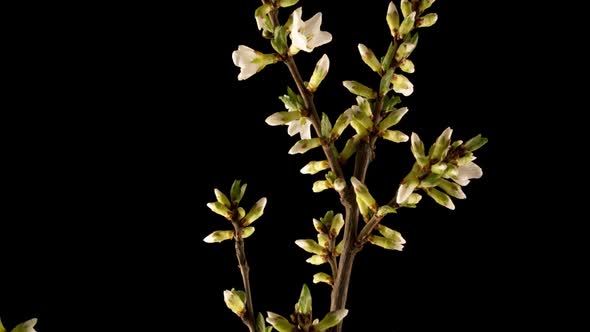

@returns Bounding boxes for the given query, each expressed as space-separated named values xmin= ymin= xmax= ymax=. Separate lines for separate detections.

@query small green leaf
xmin=331 ymin=109 xmax=353 ymax=140
xmin=430 ymin=127 xmax=453 ymax=161
xmin=321 ymin=112 xmax=332 ymax=138
xmin=463 ymin=134 xmax=488 ymax=152
xmin=203 ymin=230 xmax=234 ymax=243
xmin=266 ymin=312 xmax=296 ymax=332
xmin=296 ymin=239 xmax=326 ymax=255
xmin=314 ymin=309 xmax=349 ymax=331
xmin=242 ymin=197 xmax=267 ymax=226
xmin=271 ymin=25 xmax=288 ymax=55
xmin=380 ymin=67 xmax=395 ymax=94
xmin=289 ymin=138 xmax=322 ymax=154
xmin=383 ymin=95 xmax=402 ymax=112
xmin=379 ymin=107 xmax=409 ymax=130
xmin=381 ymin=42 xmax=395 ymax=71
xmin=296 ymin=284 xmax=312 ymax=315
xmin=231 ymin=180 xmax=247 ymax=205
xmin=257 ymin=313 xmax=267 ymax=332
xmin=313 ymin=272 xmax=333 ymax=286
xmin=339 ymin=135 xmax=362 ymax=162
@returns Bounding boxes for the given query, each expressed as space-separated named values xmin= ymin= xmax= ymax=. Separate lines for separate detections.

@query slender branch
xmin=232 ymin=220 xmax=256 ymax=332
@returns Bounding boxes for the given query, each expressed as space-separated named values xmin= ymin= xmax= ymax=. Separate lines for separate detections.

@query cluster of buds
xmin=0 ymin=318 xmax=38 ymax=332
xmin=397 ymin=128 xmax=488 ymax=209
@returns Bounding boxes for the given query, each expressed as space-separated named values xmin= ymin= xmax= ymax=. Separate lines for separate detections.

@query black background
xmin=2 ymin=1 xmax=530 ymax=331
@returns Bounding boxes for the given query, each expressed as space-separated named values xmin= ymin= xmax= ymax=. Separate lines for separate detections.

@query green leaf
xmin=321 ymin=113 xmax=332 ymax=138
xmin=288 ymin=138 xmax=322 ymax=154
xmin=383 ymin=95 xmax=402 ymax=112
xmin=331 ymin=109 xmax=352 ymax=140
xmin=342 ymin=81 xmax=377 ymax=99
xmin=313 ymin=272 xmax=333 ymax=286
xmin=339 ymin=135 xmax=361 ymax=162
xmin=231 ymin=180 xmax=247 ymax=205
xmin=266 ymin=312 xmax=296 ymax=332
xmin=295 ymin=239 xmax=326 ymax=255
xmin=203 ymin=230 xmax=234 ymax=243
xmin=430 ymin=127 xmax=453 ymax=161
xmin=380 ymin=67 xmax=395 ymax=95
xmin=314 ymin=309 xmax=349 ymax=331
xmin=242 ymin=197 xmax=267 ymax=226
xmin=381 ymin=42 xmax=395 ymax=71
xmin=257 ymin=313 xmax=267 ymax=332
xmin=463 ymin=134 xmax=488 ymax=152
xmin=296 ymin=284 xmax=312 ymax=315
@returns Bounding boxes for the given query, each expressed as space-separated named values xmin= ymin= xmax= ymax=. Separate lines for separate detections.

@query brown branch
xmin=232 ymin=219 xmax=256 ymax=332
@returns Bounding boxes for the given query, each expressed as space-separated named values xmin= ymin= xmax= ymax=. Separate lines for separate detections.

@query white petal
xmin=458 ymin=162 xmax=483 ymax=180
xmin=305 ymin=12 xmax=323 ymax=33
xmin=300 ymin=119 xmax=312 ymax=139
xmin=287 ymin=121 xmax=301 ymax=136
xmin=396 ymin=182 xmax=414 ymax=203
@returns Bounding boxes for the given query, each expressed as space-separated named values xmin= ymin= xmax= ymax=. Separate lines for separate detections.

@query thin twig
xmin=232 ymin=219 xmax=256 ymax=332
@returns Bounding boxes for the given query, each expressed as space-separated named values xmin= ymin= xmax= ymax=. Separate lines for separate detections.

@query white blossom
xmin=290 ymin=7 xmax=332 ymax=53
xmin=232 ymin=45 xmax=276 ymax=80
xmin=287 ymin=116 xmax=312 ymax=139
xmin=452 ymin=161 xmax=483 ymax=186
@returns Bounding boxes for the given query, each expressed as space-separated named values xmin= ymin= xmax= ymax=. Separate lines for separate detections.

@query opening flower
xmin=232 ymin=45 xmax=277 ymax=81
xmin=451 ymin=161 xmax=483 ymax=186
xmin=290 ymin=7 xmax=332 ymax=53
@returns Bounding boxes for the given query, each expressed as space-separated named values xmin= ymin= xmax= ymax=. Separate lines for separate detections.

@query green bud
xmin=331 ymin=109 xmax=352 ymax=140
xmin=238 ymin=207 xmax=246 ymax=219
xmin=296 ymin=284 xmax=312 ymax=315
xmin=321 ymin=210 xmax=334 ymax=225
xmin=313 ymin=272 xmax=333 ymax=286
xmin=335 ymin=240 xmax=344 ymax=255
xmin=255 ymin=3 xmax=273 ymax=32
xmin=438 ymin=178 xmax=466 ymax=199
xmin=358 ymin=43 xmax=382 ymax=73
xmin=380 ymin=67 xmax=395 ymax=94
xmin=320 ymin=112 xmax=332 ymax=138
xmin=9 ymin=318 xmax=38 ymax=332
xmin=419 ymin=0 xmax=436 ymax=13
xmin=463 ymin=134 xmax=488 ymax=152
xmin=0 ymin=317 xmax=4 ymax=332
xmin=420 ymin=173 xmax=441 ymax=188
xmin=203 ymin=230 xmax=234 ymax=243
xmin=357 ymin=96 xmax=372 ymax=118
xmin=330 ymin=213 xmax=344 ymax=236
xmin=207 ymin=202 xmax=232 ymax=219
xmin=379 ymin=107 xmax=409 ymax=130
xmin=351 ymin=177 xmax=377 ymax=211
xmin=309 ymin=54 xmax=330 ymax=92
xmin=396 ymin=175 xmax=419 ymax=203
xmin=386 ymin=2 xmax=400 ymax=37
xmin=410 ymin=132 xmax=426 ymax=163
xmin=377 ymin=205 xmax=397 ymax=217
xmin=444 ymin=164 xmax=459 ymax=178
xmin=266 ymin=312 xmax=296 ymax=332
xmin=452 ymin=140 xmax=463 ymax=148
xmin=381 ymin=42 xmax=395 ymax=71
xmin=339 ymin=135 xmax=361 ymax=162
xmin=289 ymin=138 xmax=322 ymax=154
xmin=352 ymin=106 xmax=373 ymax=132
xmin=271 ymin=25 xmax=289 ymax=55
xmin=457 ymin=152 xmax=476 ymax=166
xmin=318 ymin=233 xmax=330 ymax=247
xmin=214 ymin=189 xmax=231 ymax=208
xmin=296 ymin=239 xmax=326 ymax=255
xmin=313 ymin=218 xmax=327 ymax=233
xmin=279 ymin=88 xmax=303 ymax=112
xmin=405 ymin=193 xmax=422 ymax=205
xmin=242 ymin=197 xmax=267 ymax=226
xmin=231 ymin=180 xmax=247 ymax=205
xmin=314 ymin=309 xmax=349 ymax=331
xmin=312 ymin=180 xmax=332 ymax=193
xmin=356 ymin=196 xmax=370 ymax=221
xmin=306 ymin=254 xmax=327 ymax=265
xmin=368 ymin=235 xmax=405 ymax=251
xmin=377 ymin=225 xmax=405 ymax=243
xmin=381 ymin=130 xmax=409 ymax=143
xmin=343 ymin=80 xmax=377 ymax=99
xmin=400 ymin=0 xmax=413 ymax=18
xmin=417 ymin=13 xmax=438 ymax=28
xmin=395 ymin=33 xmax=419 ymax=62
xmin=430 ymin=127 xmax=453 ymax=161
xmin=398 ymin=11 xmax=416 ymax=37
xmin=265 ymin=111 xmax=301 ymax=126
xmin=399 ymin=59 xmax=415 ymax=73
xmin=431 ymin=161 xmax=447 ymax=175
xmin=224 ymin=290 xmax=246 ymax=316
xmin=301 ymin=160 xmax=330 ymax=175
xmin=333 ymin=178 xmax=346 ymax=192
xmin=425 ymin=187 xmax=455 ymax=210
xmin=279 ymin=0 xmax=299 ymax=8
xmin=391 ymin=73 xmax=414 ymax=96
xmin=242 ymin=226 xmax=255 ymax=239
